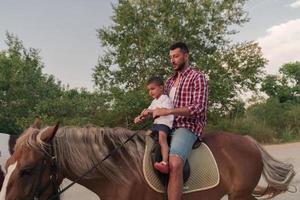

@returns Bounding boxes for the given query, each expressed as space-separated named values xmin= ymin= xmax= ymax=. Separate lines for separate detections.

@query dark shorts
xmin=151 ymin=124 xmax=172 ymax=136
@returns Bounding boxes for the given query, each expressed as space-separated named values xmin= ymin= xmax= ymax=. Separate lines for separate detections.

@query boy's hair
xmin=169 ymin=42 xmax=189 ymax=54
xmin=147 ymin=76 xmax=164 ymax=86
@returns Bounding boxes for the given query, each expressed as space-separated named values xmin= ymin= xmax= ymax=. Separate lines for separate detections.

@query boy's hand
xmin=134 ymin=116 xmax=144 ymax=124
xmin=141 ymin=109 xmax=150 ymax=116
xmin=134 ymin=116 xmax=140 ymax=124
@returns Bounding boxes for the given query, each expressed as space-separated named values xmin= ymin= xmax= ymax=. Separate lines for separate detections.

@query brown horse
xmin=0 ymin=119 xmax=295 ymax=200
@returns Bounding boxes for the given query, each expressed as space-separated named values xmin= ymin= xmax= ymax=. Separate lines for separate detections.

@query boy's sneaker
xmin=154 ymin=161 xmax=169 ymax=174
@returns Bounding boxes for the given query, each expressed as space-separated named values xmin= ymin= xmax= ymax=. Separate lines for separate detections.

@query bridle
xmin=30 ymin=124 xmax=146 ymax=200
xmin=31 ymin=141 xmax=60 ymax=200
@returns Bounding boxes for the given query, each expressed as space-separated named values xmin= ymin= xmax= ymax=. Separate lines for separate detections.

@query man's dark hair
xmin=169 ymin=42 xmax=189 ymax=54
xmin=147 ymin=76 xmax=164 ymax=86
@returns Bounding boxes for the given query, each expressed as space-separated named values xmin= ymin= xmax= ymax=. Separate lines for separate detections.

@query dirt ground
xmin=60 ymin=142 xmax=300 ymax=200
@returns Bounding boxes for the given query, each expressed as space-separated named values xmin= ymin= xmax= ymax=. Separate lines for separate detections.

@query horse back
xmin=202 ymin=132 xmax=263 ymax=193
xmin=202 ymin=132 xmax=263 ymax=167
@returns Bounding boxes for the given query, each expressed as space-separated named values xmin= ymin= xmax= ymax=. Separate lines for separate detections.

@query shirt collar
xmin=170 ymin=66 xmax=192 ymax=81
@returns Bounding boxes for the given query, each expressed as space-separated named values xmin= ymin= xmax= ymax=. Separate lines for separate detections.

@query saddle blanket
xmin=143 ymin=136 xmax=220 ymax=193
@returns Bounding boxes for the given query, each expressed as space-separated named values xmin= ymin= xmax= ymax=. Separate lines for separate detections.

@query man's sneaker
xmin=154 ymin=161 xmax=169 ymax=174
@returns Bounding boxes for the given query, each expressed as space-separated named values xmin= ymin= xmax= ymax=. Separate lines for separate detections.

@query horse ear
xmin=32 ymin=116 xmax=42 ymax=129
xmin=39 ymin=122 xmax=60 ymax=143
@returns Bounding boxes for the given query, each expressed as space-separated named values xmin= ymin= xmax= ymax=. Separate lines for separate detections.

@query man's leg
xmin=168 ymin=155 xmax=184 ymax=200
xmin=168 ymin=128 xmax=198 ymax=200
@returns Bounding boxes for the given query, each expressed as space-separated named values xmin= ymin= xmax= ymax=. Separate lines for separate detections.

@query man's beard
xmin=175 ymin=61 xmax=186 ymax=72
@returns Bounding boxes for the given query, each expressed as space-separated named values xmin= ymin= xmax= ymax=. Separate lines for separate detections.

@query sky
xmin=0 ymin=0 xmax=300 ymax=91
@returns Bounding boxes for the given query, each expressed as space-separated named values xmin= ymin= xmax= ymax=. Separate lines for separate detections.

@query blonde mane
xmin=15 ymin=127 xmax=49 ymax=153
xmin=15 ymin=126 xmax=146 ymax=184
xmin=53 ymin=127 xmax=145 ymax=184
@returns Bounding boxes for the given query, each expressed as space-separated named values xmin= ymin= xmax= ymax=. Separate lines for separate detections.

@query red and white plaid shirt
xmin=165 ymin=67 xmax=208 ymax=137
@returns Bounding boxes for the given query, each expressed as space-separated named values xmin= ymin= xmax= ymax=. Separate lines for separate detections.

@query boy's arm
xmin=134 ymin=109 xmax=151 ymax=124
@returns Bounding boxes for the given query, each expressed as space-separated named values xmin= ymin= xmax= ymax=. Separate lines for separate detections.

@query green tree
xmin=0 ymin=33 xmax=113 ymax=133
xmin=93 ymin=0 xmax=267 ymax=120
xmin=28 ymin=88 xmax=109 ymax=127
xmin=261 ymin=61 xmax=300 ymax=103
xmin=0 ymin=33 xmax=63 ymax=134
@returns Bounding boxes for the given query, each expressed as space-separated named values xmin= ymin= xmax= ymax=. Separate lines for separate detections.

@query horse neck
xmin=53 ymin=127 xmax=146 ymax=185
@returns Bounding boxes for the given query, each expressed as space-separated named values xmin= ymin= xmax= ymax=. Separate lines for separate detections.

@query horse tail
xmin=244 ymin=136 xmax=296 ymax=199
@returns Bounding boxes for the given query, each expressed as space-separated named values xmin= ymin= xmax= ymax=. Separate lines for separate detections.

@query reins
xmin=47 ymin=123 xmax=148 ymax=200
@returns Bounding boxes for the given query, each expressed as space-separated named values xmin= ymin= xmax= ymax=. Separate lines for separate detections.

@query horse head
xmin=0 ymin=118 xmax=62 ymax=200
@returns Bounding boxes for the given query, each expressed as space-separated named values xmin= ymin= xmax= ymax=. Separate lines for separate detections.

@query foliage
xmin=249 ymin=62 xmax=300 ymax=142
xmin=244 ymin=98 xmax=299 ymax=142
xmin=0 ymin=33 xmax=61 ymax=134
xmin=0 ymin=33 xmax=110 ymax=134
xmin=207 ymin=61 xmax=300 ymax=143
xmin=98 ymin=87 xmax=153 ymax=129
xmin=206 ymin=115 xmax=276 ymax=143
xmin=206 ymin=99 xmax=300 ymax=143
xmin=93 ymin=0 xmax=267 ymax=118
xmin=261 ymin=62 xmax=300 ymax=103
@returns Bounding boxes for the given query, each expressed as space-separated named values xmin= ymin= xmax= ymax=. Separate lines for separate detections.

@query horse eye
xmin=20 ymin=168 xmax=33 ymax=177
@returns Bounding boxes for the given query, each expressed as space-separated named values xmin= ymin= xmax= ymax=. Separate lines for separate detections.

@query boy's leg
xmin=158 ymin=130 xmax=169 ymax=162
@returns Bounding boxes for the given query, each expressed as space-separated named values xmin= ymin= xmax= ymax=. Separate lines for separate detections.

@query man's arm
xmin=187 ymin=73 xmax=208 ymax=116
xmin=152 ymin=107 xmax=191 ymax=118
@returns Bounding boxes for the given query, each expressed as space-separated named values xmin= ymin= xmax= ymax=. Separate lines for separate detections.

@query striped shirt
xmin=165 ymin=67 xmax=208 ymax=137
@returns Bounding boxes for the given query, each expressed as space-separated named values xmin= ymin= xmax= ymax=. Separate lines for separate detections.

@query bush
xmin=206 ymin=115 xmax=276 ymax=143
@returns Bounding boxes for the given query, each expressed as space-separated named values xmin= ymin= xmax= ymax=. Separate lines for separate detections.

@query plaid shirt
xmin=165 ymin=67 xmax=208 ymax=137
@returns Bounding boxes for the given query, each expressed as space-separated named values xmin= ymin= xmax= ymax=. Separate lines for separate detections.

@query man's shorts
xmin=151 ymin=124 xmax=172 ymax=135
xmin=169 ymin=128 xmax=198 ymax=162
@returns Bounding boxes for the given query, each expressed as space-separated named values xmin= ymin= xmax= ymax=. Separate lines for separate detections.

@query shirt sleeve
xmin=148 ymin=100 xmax=156 ymax=110
xmin=160 ymin=95 xmax=174 ymax=109
xmin=188 ymin=74 xmax=208 ymax=116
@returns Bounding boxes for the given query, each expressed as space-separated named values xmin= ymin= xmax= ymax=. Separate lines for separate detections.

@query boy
xmin=134 ymin=77 xmax=174 ymax=173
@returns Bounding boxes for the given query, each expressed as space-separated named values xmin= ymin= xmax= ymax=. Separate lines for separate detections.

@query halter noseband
xmin=32 ymin=142 xmax=60 ymax=200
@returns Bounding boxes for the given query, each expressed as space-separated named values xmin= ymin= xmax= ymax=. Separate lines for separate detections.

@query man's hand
xmin=152 ymin=108 xmax=171 ymax=119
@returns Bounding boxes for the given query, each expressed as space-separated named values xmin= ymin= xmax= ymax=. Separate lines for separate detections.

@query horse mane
xmin=16 ymin=126 xmax=146 ymax=184
xmin=53 ymin=126 xmax=146 ymax=184
xmin=15 ymin=127 xmax=49 ymax=153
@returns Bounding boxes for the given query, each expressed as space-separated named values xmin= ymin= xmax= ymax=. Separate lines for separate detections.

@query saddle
xmin=150 ymin=132 xmax=201 ymax=184
xmin=143 ymin=132 xmax=220 ymax=193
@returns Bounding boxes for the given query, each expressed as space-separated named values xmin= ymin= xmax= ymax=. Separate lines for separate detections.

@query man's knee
xmin=169 ymin=155 xmax=184 ymax=172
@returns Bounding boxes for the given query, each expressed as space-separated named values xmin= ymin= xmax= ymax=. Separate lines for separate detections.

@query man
xmin=152 ymin=42 xmax=208 ymax=200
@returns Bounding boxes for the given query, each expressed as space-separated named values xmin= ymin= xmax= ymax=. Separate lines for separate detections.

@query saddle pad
xmin=143 ymin=136 xmax=220 ymax=193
